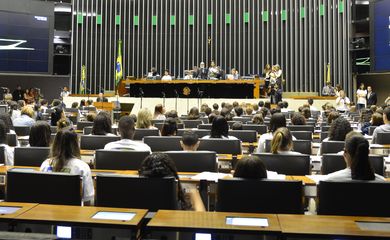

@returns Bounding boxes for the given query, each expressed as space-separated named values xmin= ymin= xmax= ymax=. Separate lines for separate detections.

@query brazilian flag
xmin=115 ymin=40 xmax=123 ymax=89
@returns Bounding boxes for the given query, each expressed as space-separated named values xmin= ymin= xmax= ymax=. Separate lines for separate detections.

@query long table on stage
xmin=118 ymin=79 xmax=263 ymax=99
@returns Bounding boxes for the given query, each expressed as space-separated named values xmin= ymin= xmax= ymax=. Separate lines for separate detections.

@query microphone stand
xmin=197 ymin=88 xmax=204 ymax=108
xmin=174 ymin=89 xmax=179 ymax=111
xmin=139 ymin=88 xmax=144 ymax=109
xmin=162 ymin=92 xmax=166 ymax=107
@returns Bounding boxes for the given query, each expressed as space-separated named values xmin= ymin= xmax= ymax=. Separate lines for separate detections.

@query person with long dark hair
xmin=326 ymin=135 xmax=385 ymax=181
xmin=29 ymin=121 xmax=51 ymax=147
xmin=202 ymin=115 xmax=237 ymax=139
xmin=0 ymin=120 xmax=14 ymax=165
xmin=91 ymin=111 xmax=115 ymax=136
xmin=233 ymin=156 xmax=267 ymax=179
xmin=40 ymin=130 xmax=94 ymax=203
xmin=161 ymin=118 xmax=177 ymax=136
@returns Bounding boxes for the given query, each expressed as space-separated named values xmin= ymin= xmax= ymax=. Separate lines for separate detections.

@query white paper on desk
xmin=384 ymin=157 xmax=390 ymax=164
xmin=266 ymin=171 xmax=286 ymax=180
xmin=310 ymin=155 xmax=322 ymax=163
xmin=191 ymin=172 xmax=231 ymax=182
xmin=306 ymin=175 xmax=327 ymax=184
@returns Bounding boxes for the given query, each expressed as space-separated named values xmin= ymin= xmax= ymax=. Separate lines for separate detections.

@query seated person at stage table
xmin=372 ymin=107 xmax=390 ymax=144
xmin=147 ymin=67 xmax=160 ymax=79
xmin=13 ymin=106 xmax=35 ymax=127
xmin=104 ymin=115 xmax=151 ymax=152
xmin=195 ymin=62 xmax=208 ymax=79
xmin=139 ymin=153 xmax=205 ymax=211
xmin=207 ymin=60 xmax=222 ymax=79
xmin=0 ymin=120 xmax=14 ymax=165
xmin=180 ymin=131 xmax=200 ymax=151
xmin=136 ymin=108 xmax=157 ymax=129
xmin=322 ymin=81 xmax=336 ymax=96
xmin=271 ymin=127 xmax=302 ymax=155
xmin=161 ymin=118 xmax=177 ymax=136
xmin=226 ymin=68 xmax=240 ymax=80
xmin=202 ymin=116 xmax=238 ymax=140
xmin=233 ymin=155 xmax=267 ymax=179
xmin=335 ymin=90 xmax=350 ymax=112
xmin=161 ymin=69 xmax=173 ymax=81
xmin=325 ymin=135 xmax=385 ymax=181
xmin=96 ymin=92 xmax=108 ymax=102
xmin=91 ymin=111 xmax=116 ymax=136
xmin=40 ymin=130 xmax=95 ymax=203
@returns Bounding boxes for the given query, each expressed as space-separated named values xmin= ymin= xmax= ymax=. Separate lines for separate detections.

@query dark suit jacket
xmin=96 ymin=97 xmax=108 ymax=102
xmin=367 ymin=92 xmax=377 ymax=106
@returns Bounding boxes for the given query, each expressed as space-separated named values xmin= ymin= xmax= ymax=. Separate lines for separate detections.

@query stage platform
xmin=64 ymin=96 xmax=336 ymax=116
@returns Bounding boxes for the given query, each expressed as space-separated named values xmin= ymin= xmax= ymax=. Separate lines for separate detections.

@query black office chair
xmin=154 ymin=122 xmax=184 ymax=131
xmin=217 ymin=178 xmax=303 ymax=214
xmin=14 ymin=147 xmax=50 ymax=167
xmin=232 ymin=116 xmax=252 ymax=123
xmin=182 ymin=120 xmax=203 ymax=129
xmin=177 ymin=129 xmax=210 ymax=138
xmin=242 ymin=124 xmax=267 ymax=135
xmin=198 ymin=139 xmax=242 ymax=155
xmin=198 ymin=124 xmax=212 ymax=130
xmin=200 ymin=117 xmax=209 ymax=124
xmin=368 ymin=126 xmax=377 ymax=136
xmin=321 ymin=154 xmax=385 ymax=176
xmin=287 ymin=125 xmax=315 ymax=133
xmin=6 ymin=133 xmax=17 ymax=147
xmin=95 ymin=150 xmax=150 ymax=170
xmin=291 ymin=140 xmax=312 ymax=155
xmin=321 ymin=126 xmax=331 ymax=132
xmin=253 ymin=153 xmax=311 ymax=175
xmin=318 ymin=180 xmax=390 ymax=217
xmin=151 ymin=119 xmax=165 ymax=125
xmin=376 ymin=132 xmax=390 ymax=144
xmin=14 ymin=126 xmax=31 ymax=136
xmin=80 ymin=135 xmax=121 ymax=150
xmin=6 ymin=170 xmax=82 ymax=205
xmin=133 ymin=128 xmax=160 ymax=140
xmin=0 ymin=146 xmax=4 ymax=165
xmin=76 ymin=121 xmax=94 ymax=131
xmin=96 ymin=175 xmax=178 ymax=211
xmin=164 ymin=151 xmax=217 ymax=172
xmin=321 ymin=141 xmax=345 ymax=154
xmin=143 ymin=136 xmax=182 ymax=151
xmin=320 ymin=131 xmax=329 ymax=141
xmin=228 ymin=130 xmax=257 ymax=143
xmin=291 ymin=131 xmax=312 ymax=141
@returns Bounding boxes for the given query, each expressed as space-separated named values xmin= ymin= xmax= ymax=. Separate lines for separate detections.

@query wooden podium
xmin=93 ymin=102 xmax=114 ymax=112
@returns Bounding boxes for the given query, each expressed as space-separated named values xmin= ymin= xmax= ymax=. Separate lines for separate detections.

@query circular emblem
xmin=183 ymin=87 xmax=191 ymax=96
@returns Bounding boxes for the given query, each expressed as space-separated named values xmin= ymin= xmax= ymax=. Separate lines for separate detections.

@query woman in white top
xmin=326 ymin=135 xmax=385 ymax=181
xmin=153 ymin=104 xmax=166 ymax=120
xmin=335 ymin=90 xmax=350 ymax=112
xmin=356 ymin=83 xmax=367 ymax=111
xmin=40 ymin=130 xmax=94 ymax=204
xmin=256 ymin=113 xmax=288 ymax=153
xmin=271 ymin=127 xmax=301 ymax=155
xmin=0 ymin=119 xmax=14 ymax=166
xmin=202 ymin=115 xmax=238 ymax=140
xmin=161 ymin=70 xmax=172 ymax=81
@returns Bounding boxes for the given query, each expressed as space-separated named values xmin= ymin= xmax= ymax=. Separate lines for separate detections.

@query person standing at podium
xmin=96 ymin=92 xmax=108 ymax=102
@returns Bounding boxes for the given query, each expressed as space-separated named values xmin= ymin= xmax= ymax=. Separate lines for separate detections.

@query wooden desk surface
xmin=16 ymin=204 xmax=147 ymax=229
xmin=147 ymin=210 xmax=280 ymax=234
xmin=278 ymin=214 xmax=390 ymax=238
xmin=288 ymin=176 xmax=317 ymax=185
xmin=370 ymin=144 xmax=390 ymax=149
xmin=0 ymin=202 xmax=38 ymax=219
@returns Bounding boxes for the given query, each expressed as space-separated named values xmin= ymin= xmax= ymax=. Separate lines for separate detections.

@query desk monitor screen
xmin=226 ymin=217 xmax=269 ymax=227
xmin=56 ymin=226 xmax=72 ymax=239
xmin=92 ymin=211 xmax=136 ymax=221
xmin=356 ymin=221 xmax=390 ymax=232
xmin=0 ymin=206 xmax=21 ymax=215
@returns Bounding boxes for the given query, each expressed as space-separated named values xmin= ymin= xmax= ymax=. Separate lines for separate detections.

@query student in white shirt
xmin=356 ymin=83 xmax=367 ymax=111
xmin=202 ymin=115 xmax=238 ymax=140
xmin=180 ymin=131 xmax=200 ymax=151
xmin=325 ymin=135 xmax=385 ymax=181
xmin=91 ymin=111 xmax=116 ymax=136
xmin=256 ymin=113 xmax=290 ymax=153
xmin=0 ymin=120 xmax=14 ymax=166
xmin=40 ymin=130 xmax=94 ymax=203
xmin=104 ymin=115 xmax=151 ymax=152
xmin=270 ymin=127 xmax=302 ymax=155
xmin=335 ymin=90 xmax=350 ymax=112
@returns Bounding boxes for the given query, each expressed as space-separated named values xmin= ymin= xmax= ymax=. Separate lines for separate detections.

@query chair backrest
xmin=182 ymin=120 xmax=203 ymax=129
xmin=291 ymin=131 xmax=312 ymax=141
xmin=6 ymin=170 xmax=81 ymax=205
xmin=321 ymin=141 xmax=345 ymax=154
xmin=321 ymin=154 xmax=385 ymax=176
xmin=368 ymin=126 xmax=377 ymax=135
xmin=14 ymin=126 xmax=30 ymax=136
xmin=253 ymin=153 xmax=311 ymax=175
xmin=95 ymin=150 xmax=150 ymax=170
xmin=76 ymin=121 xmax=94 ymax=131
xmin=287 ymin=125 xmax=315 ymax=133
xmin=96 ymin=175 xmax=177 ymax=211
xmin=217 ymin=179 xmax=303 ymax=214
xmin=200 ymin=117 xmax=208 ymax=124
xmin=143 ymin=136 xmax=182 ymax=151
xmin=321 ymin=126 xmax=331 ymax=132
xmin=0 ymin=146 xmax=4 ymax=165
xmin=151 ymin=119 xmax=165 ymax=125
xmin=154 ymin=122 xmax=184 ymax=131
xmin=228 ymin=130 xmax=257 ymax=143
xmin=318 ymin=180 xmax=390 ymax=217
xmin=133 ymin=128 xmax=160 ymax=140
xmin=80 ymin=135 xmax=121 ymax=150
xmin=198 ymin=139 xmax=242 ymax=155
xmin=6 ymin=133 xmax=17 ymax=147
xmin=198 ymin=124 xmax=212 ymax=130
xmin=177 ymin=129 xmax=210 ymax=138
xmin=14 ymin=147 xmax=50 ymax=167
xmin=320 ymin=131 xmax=329 ymax=141
xmin=376 ymin=132 xmax=390 ymax=144
xmin=292 ymin=140 xmax=312 ymax=155
xmin=164 ymin=151 xmax=217 ymax=172
xmin=232 ymin=116 xmax=252 ymax=123
xmin=242 ymin=124 xmax=267 ymax=134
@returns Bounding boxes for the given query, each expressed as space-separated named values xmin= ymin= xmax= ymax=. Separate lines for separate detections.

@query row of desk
xmin=1 ymin=202 xmax=390 ymax=239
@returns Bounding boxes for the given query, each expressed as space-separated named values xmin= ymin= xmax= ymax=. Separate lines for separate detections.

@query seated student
xmin=301 ymin=107 xmax=312 ymax=120
xmin=231 ymin=122 xmax=243 ymax=130
xmin=270 ymin=127 xmax=301 ymax=155
xmin=202 ymin=116 xmax=238 ymax=140
xmin=212 ymin=103 xmax=220 ymax=115
xmin=325 ymin=135 xmax=385 ymax=181
xmin=29 ymin=121 xmax=51 ymax=147
xmin=51 ymin=107 xmax=65 ymax=127
xmin=291 ymin=113 xmax=306 ymax=125
xmin=256 ymin=113 xmax=288 ymax=153
xmin=233 ymin=155 xmax=267 ymax=179
xmin=180 ymin=131 xmax=200 ymax=151
xmin=0 ymin=113 xmax=16 ymax=135
xmin=323 ymin=117 xmax=353 ymax=142
xmin=208 ymin=113 xmax=217 ymax=124
xmin=187 ymin=107 xmax=200 ymax=120
xmin=252 ymin=114 xmax=264 ymax=125
xmin=40 ymin=130 xmax=94 ymax=204
xmin=13 ymin=106 xmax=35 ymax=127
xmin=91 ymin=111 xmax=116 ymax=136
xmin=327 ymin=111 xmax=340 ymax=125
xmin=104 ymin=116 xmax=151 ymax=152
xmin=372 ymin=107 xmax=390 ymax=144
xmin=139 ymin=153 xmax=205 ymax=211
xmin=361 ymin=112 xmax=384 ymax=135
xmin=57 ymin=118 xmax=73 ymax=131
xmin=234 ymin=107 xmax=244 ymax=117
xmin=0 ymin=120 xmax=14 ymax=165
xmin=153 ymin=104 xmax=166 ymax=120
xmin=136 ymin=108 xmax=156 ymax=129
xmin=161 ymin=118 xmax=178 ymax=136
